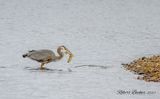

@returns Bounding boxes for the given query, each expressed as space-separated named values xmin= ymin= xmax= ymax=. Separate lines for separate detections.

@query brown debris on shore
xmin=122 ymin=55 xmax=160 ymax=82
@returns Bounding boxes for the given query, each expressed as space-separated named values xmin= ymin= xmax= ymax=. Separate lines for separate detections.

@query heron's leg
xmin=40 ymin=63 xmax=45 ymax=69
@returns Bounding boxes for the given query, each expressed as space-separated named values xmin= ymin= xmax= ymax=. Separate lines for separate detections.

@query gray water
xmin=0 ymin=0 xmax=160 ymax=99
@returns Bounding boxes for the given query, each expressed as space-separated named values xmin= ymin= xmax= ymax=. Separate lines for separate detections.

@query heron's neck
xmin=55 ymin=48 xmax=64 ymax=61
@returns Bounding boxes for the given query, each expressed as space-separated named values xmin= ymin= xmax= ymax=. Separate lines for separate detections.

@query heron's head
xmin=58 ymin=45 xmax=74 ymax=63
xmin=58 ymin=45 xmax=67 ymax=53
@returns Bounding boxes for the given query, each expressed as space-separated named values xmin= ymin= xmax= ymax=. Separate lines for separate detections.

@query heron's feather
xmin=27 ymin=50 xmax=55 ymax=62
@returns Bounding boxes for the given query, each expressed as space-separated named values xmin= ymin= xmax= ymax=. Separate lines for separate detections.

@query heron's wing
xmin=28 ymin=50 xmax=55 ymax=62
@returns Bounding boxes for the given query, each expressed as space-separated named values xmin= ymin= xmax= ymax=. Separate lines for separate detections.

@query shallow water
xmin=0 ymin=0 xmax=160 ymax=99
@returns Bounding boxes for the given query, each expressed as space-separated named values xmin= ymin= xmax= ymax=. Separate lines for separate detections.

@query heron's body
xmin=23 ymin=50 xmax=56 ymax=62
xmin=23 ymin=46 xmax=73 ymax=69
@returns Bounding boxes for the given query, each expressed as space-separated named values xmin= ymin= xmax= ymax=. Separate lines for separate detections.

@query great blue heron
xmin=22 ymin=45 xmax=73 ymax=69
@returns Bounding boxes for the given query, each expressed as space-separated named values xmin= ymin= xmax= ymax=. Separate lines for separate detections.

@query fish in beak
xmin=63 ymin=46 xmax=74 ymax=63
